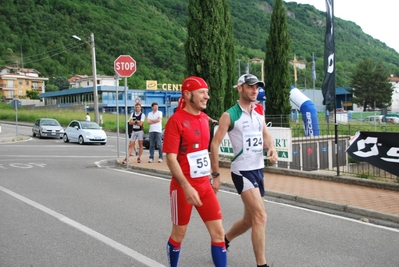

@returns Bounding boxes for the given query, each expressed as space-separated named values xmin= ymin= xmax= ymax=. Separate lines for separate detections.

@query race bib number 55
xmin=187 ymin=149 xmax=211 ymax=178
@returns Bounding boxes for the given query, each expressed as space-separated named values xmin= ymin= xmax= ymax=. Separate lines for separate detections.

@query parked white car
xmin=363 ymin=115 xmax=384 ymax=123
xmin=386 ymin=116 xmax=399 ymax=123
xmin=63 ymin=120 xmax=107 ymax=145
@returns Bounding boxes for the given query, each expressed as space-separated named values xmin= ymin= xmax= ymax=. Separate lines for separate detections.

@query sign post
xmin=114 ymin=55 xmax=137 ymax=167
xmin=11 ymin=99 xmax=21 ymax=136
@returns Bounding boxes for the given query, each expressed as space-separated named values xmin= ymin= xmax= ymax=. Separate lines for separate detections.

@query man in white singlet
xmin=210 ymin=74 xmax=278 ymax=267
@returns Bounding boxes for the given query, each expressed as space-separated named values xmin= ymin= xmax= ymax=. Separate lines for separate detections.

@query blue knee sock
xmin=167 ymin=238 xmax=181 ymax=267
xmin=211 ymin=241 xmax=227 ymax=267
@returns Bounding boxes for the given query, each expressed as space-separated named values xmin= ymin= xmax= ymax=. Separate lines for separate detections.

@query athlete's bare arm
xmin=210 ymin=112 xmax=231 ymax=191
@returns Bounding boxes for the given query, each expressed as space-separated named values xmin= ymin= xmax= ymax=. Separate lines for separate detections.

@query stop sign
xmin=114 ymin=55 xmax=136 ymax=77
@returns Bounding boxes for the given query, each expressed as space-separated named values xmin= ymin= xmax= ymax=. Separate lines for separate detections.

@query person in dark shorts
xmin=211 ymin=74 xmax=278 ymax=267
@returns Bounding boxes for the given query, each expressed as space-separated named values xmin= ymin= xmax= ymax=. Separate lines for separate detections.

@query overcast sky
xmin=285 ymin=0 xmax=399 ymax=53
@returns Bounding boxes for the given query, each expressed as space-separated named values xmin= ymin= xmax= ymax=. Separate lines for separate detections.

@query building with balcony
xmin=0 ymin=66 xmax=48 ymax=101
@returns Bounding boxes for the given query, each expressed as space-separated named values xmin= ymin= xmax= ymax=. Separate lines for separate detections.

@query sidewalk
xmin=118 ymin=153 xmax=399 ymax=225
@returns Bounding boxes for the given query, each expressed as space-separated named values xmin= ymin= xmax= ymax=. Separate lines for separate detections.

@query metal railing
xmin=266 ymin=114 xmax=399 ymax=182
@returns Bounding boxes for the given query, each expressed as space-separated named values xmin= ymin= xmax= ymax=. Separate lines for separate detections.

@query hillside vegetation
xmin=1 ymin=0 xmax=398 ymax=89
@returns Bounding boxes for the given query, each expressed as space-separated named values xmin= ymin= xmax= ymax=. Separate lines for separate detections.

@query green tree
xmin=25 ymin=90 xmax=40 ymax=99
xmin=349 ymin=58 xmax=393 ymax=111
xmin=44 ymin=84 xmax=59 ymax=92
xmin=222 ymin=0 xmax=238 ymax=111
xmin=185 ymin=0 xmax=229 ymax=119
xmin=53 ymin=76 xmax=70 ymax=90
xmin=264 ymin=0 xmax=292 ymax=126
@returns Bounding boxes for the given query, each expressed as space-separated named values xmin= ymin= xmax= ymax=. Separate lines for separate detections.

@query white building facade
xmin=389 ymin=76 xmax=399 ymax=112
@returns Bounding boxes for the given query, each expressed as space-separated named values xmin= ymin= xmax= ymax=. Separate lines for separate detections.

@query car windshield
xmin=41 ymin=119 xmax=60 ymax=126
xmin=81 ymin=122 xmax=101 ymax=129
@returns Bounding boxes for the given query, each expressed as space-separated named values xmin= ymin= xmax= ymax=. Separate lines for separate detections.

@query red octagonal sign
xmin=114 ymin=55 xmax=136 ymax=77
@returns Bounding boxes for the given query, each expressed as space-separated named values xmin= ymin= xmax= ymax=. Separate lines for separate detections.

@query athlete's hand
xmin=183 ymin=184 xmax=203 ymax=206
xmin=266 ymin=149 xmax=278 ymax=163
xmin=211 ymin=178 xmax=221 ymax=194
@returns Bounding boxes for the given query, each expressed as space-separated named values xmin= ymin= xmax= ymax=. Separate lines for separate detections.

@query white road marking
xmin=0 ymin=185 xmax=166 ymax=267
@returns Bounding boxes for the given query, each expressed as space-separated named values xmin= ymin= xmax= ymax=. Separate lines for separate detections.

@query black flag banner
xmin=322 ymin=0 xmax=335 ymax=106
xmin=346 ymin=131 xmax=399 ymax=176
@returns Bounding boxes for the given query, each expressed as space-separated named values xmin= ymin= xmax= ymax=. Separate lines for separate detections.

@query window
xmin=19 ymin=81 xmax=22 ymax=85
xmin=26 ymin=81 xmax=29 ymax=86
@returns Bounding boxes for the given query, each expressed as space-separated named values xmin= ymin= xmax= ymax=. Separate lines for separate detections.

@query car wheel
xmin=38 ymin=131 xmax=42 ymax=139
xmin=32 ymin=131 xmax=36 ymax=137
xmin=78 ymin=136 xmax=84 ymax=145
xmin=63 ymin=134 xmax=69 ymax=143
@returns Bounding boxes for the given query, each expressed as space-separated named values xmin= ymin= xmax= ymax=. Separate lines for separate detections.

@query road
xmin=0 ymin=123 xmax=398 ymax=267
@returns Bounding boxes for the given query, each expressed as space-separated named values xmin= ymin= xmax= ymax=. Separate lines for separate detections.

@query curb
xmin=116 ymin=159 xmax=399 ymax=224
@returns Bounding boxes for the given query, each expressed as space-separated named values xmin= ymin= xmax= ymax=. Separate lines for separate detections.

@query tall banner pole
xmin=312 ymin=52 xmax=316 ymax=100
xmin=322 ymin=0 xmax=338 ymax=175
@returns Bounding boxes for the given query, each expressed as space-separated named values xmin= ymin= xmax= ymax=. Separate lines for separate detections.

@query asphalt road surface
xmin=0 ymin=124 xmax=398 ymax=267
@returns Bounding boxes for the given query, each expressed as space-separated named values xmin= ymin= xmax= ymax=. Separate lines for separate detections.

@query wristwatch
xmin=211 ymin=172 xmax=220 ymax=178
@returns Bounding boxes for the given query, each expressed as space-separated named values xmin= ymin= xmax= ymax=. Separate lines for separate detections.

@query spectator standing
xmin=123 ymin=103 xmax=145 ymax=164
xmin=85 ymin=113 xmax=91 ymax=121
xmin=147 ymin=102 xmax=163 ymax=163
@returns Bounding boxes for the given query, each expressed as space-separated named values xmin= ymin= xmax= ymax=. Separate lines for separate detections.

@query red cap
xmin=177 ymin=76 xmax=208 ymax=111
xmin=181 ymin=76 xmax=208 ymax=92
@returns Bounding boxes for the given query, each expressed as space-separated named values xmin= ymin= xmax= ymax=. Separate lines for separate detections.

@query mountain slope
xmin=1 ymin=0 xmax=398 ymax=89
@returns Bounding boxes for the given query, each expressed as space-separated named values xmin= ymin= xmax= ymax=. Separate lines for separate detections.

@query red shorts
xmin=170 ymin=179 xmax=222 ymax=225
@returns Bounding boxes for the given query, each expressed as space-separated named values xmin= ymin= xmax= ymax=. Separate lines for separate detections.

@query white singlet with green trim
xmin=226 ymin=102 xmax=265 ymax=172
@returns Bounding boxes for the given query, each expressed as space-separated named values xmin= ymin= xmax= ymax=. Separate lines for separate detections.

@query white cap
xmin=234 ymin=74 xmax=265 ymax=88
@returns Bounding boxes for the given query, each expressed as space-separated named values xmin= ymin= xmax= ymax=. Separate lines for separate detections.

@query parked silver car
xmin=63 ymin=120 xmax=107 ymax=145
xmin=32 ymin=118 xmax=64 ymax=139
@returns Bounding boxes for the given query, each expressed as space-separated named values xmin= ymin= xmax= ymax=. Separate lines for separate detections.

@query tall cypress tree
xmin=185 ymin=0 xmax=235 ymax=119
xmin=264 ymin=0 xmax=292 ymax=126
xmin=222 ymin=0 xmax=237 ymax=111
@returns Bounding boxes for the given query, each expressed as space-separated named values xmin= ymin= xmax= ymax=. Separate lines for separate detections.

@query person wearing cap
xmin=210 ymin=74 xmax=278 ymax=267
xmin=163 ymin=76 xmax=227 ymax=267
xmin=123 ymin=103 xmax=145 ymax=164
